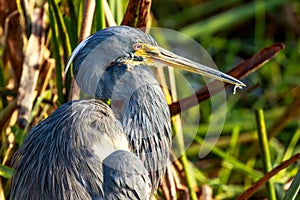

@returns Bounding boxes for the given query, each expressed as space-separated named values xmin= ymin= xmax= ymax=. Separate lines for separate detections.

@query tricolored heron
xmin=10 ymin=26 xmax=245 ymax=199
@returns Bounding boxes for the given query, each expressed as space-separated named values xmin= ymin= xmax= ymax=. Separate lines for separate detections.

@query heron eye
xmin=133 ymin=43 xmax=143 ymax=50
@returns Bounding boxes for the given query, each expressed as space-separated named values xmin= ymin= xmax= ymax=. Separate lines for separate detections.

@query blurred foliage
xmin=0 ymin=0 xmax=300 ymax=199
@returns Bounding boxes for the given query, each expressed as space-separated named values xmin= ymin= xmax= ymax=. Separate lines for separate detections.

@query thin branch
xmin=169 ymin=43 xmax=285 ymax=116
xmin=237 ymin=153 xmax=300 ymax=200
xmin=121 ymin=0 xmax=140 ymax=27
xmin=121 ymin=0 xmax=151 ymax=30
xmin=136 ymin=0 xmax=151 ymax=28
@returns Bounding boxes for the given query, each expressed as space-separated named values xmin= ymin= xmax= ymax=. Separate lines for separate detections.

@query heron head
xmin=66 ymin=26 xmax=245 ymax=99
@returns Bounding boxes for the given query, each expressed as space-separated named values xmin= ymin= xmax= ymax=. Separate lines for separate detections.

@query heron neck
xmin=108 ymin=65 xmax=162 ymax=120
xmin=108 ymin=65 xmax=172 ymax=190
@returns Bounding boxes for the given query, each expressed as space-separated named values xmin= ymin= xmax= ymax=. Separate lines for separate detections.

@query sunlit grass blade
xmin=255 ymin=109 xmax=276 ymax=200
xmin=95 ymin=0 xmax=106 ymax=30
xmin=48 ymin=0 xmax=72 ymax=61
xmin=0 ymin=164 xmax=13 ymax=179
xmin=66 ymin=0 xmax=79 ymax=47
xmin=159 ymin=0 xmax=241 ymax=28
xmin=180 ymin=0 xmax=287 ymax=38
xmin=283 ymin=129 xmax=300 ymax=161
xmin=283 ymin=168 xmax=300 ymax=200
xmin=15 ymin=90 xmax=52 ymax=145
xmin=195 ymin=136 xmax=263 ymax=179
xmin=217 ymin=126 xmax=240 ymax=195
xmin=48 ymin=9 xmax=64 ymax=105
xmin=254 ymin=0 xmax=265 ymax=51
xmin=169 ymin=72 xmax=197 ymax=199
xmin=115 ymin=0 xmax=124 ymax=25
xmin=48 ymin=0 xmax=72 ymax=101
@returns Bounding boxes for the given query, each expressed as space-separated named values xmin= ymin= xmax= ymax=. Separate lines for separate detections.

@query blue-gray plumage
xmin=69 ymin=26 xmax=244 ymax=191
xmin=11 ymin=26 xmax=245 ymax=199
xmin=71 ymin=26 xmax=172 ymax=192
xmin=11 ymin=99 xmax=133 ymax=199
xmin=103 ymin=150 xmax=151 ymax=199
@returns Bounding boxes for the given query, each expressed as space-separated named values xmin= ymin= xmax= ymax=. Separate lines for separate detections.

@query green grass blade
xmin=0 ymin=164 xmax=13 ymax=179
xmin=66 ymin=0 xmax=79 ymax=47
xmin=48 ymin=0 xmax=72 ymax=60
xmin=170 ymin=68 xmax=197 ymax=200
xmin=16 ymin=90 xmax=52 ymax=144
xmin=48 ymin=0 xmax=72 ymax=100
xmin=180 ymin=0 xmax=287 ymax=38
xmin=254 ymin=0 xmax=266 ymax=51
xmin=159 ymin=0 xmax=241 ymax=28
xmin=283 ymin=168 xmax=300 ymax=200
xmin=195 ymin=136 xmax=262 ymax=179
xmin=218 ymin=126 xmax=240 ymax=193
xmin=283 ymin=129 xmax=300 ymax=161
xmin=255 ymin=109 xmax=277 ymax=200
xmin=95 ymin=0 xmax=106 ymax=30
xmin=48 ymin=9 xmax=64 ymax=105
xmin=108 ymin=0 xmax=116 ymax=18
xmin=115 ymin=0 xmax=123 ymax=25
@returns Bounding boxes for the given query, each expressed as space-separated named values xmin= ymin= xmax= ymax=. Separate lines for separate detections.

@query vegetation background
xmin=0 ymin=0 xmax=299 ymax=199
